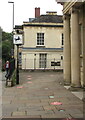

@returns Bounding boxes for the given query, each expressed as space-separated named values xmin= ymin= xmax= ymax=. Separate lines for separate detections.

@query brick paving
xmin=2 ymin=71 xmax=83 ymax=119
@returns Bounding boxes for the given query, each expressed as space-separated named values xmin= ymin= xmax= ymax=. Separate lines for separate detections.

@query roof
xmin=31 ymin=15 xmax=63 ymax=23
xmin=14 ymin=15 xmax=63 ymax=29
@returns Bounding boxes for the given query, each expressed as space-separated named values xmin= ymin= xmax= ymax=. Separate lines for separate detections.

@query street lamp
xmin=8 ymin=1 xmax=14 ymax=32
xmin=8 ymin=1 xmax=14 ymax=58
xmin=8 ymin=1 xmax=20 ymax=84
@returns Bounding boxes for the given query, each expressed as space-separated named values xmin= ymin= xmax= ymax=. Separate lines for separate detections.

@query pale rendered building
xmin=14 ymin=8 xmax=64 ymax=70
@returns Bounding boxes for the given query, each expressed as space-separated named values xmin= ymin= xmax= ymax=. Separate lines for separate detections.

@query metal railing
xmin=20 ymin=58 xmax=63 ymax=70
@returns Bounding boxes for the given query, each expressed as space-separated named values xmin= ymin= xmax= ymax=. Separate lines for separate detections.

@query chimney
xmin=35 ymin=7 xmax=40 ymax=18
xmin=46 ymin=11 xmax=57 ymax=15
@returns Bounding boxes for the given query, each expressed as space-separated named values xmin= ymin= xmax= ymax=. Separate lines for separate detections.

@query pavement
xmin=1 ymin=70 xmax=84 ymax=119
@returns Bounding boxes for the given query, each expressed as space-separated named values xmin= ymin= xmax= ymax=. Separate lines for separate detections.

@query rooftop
xmin=32 ymin=15 xmax=63 ymax=23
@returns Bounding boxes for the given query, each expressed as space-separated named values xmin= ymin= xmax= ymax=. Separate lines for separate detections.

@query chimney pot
xmin=35 ymin=7 xmax=40 ymax=18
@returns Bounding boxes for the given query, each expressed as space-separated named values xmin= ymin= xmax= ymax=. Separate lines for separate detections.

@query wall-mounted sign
xmin=51 ymin=61 xmax=61 ymax=66
xmin=13 ymin=34 xmax=23 ymax=45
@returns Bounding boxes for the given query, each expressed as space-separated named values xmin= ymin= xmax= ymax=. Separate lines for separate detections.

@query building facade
xmin=14 ymin=9 xmax=64 ymax=70
xmin=57 ymin=1 xmax=85 ymax=87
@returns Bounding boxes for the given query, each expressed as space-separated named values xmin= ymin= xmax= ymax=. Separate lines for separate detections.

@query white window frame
xmin=37 ymin=33 xmax=44 ymax=46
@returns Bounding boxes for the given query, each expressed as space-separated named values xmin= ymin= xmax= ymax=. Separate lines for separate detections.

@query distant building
xmin=14 ymin=8 xmax=64 ymax=70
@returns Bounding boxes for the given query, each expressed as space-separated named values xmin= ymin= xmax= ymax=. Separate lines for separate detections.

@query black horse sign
xmin=13 ymin=35 xmax=23 ymax=45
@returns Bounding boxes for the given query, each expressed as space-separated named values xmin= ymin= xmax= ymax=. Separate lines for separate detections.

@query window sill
xmin=36 ymin=46 xmax=45 ymax=48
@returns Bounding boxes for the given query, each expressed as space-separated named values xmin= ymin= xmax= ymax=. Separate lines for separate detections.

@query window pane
xmin=62 ymin=33 xmax=64 ymax=45
xmin=37 ymin=33 xmax=44 ymax=45
xmin=39 ymin=54 xmax=47 ymax=68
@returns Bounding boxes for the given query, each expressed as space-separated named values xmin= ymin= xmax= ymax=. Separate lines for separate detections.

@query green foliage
xmin=2 ymin=31 xmax=13 ymax=70
xmin=2 ymin=41 xmax=11 ymax=59
xmin=0 ymin=28 xmax=2 ymax=60
xmin=2 ymin=31 xmax=13 ymax=61
xmin=2 ymin=31 xmax=13 ymax=42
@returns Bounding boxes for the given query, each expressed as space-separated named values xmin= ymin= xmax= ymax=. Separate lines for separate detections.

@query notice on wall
xmin=51 ymin=61 xmax=61 ymax=66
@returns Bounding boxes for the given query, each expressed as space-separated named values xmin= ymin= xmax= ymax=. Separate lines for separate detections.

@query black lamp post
xmin=16 ymin=44 xmax=19 ymax=84
xmin=8 ymin=1 xmax=19 ymax=84
xmin=14 ymin=34 xmax=23 ymax=85
xmin=8 ymin=1 xmax=14 ymax=56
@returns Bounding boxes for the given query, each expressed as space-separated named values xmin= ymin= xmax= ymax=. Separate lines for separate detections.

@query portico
xmin=57 ymin=1 xmax=85 ymax=87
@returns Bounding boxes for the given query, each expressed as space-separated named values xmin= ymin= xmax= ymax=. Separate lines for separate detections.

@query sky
xmin=0 ymin=0 xmax=63 ymax=33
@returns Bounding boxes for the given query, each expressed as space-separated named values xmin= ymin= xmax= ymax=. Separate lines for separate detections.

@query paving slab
xmin=71 ymin=91 xmax=83 ymax=100
xmin=12 ymin=111 xmax=26 ymax=116
xmin=2 ymin=71 xmax=83 ymax=119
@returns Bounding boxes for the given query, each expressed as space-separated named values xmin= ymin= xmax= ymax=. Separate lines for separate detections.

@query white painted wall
xmin=21 ymin=22 xmax=63 ymax=70
xmin=22 ymin=51 xmax=63 ymax=69
xmin=23 ymin=25 xmax=63 ymax=48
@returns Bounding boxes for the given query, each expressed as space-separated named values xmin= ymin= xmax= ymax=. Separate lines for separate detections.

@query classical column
xmin=63 ymin=14 xmax=71 ymax=85
xmin=83 ymin=4 xmax=85 ymax=87
xmin=71 ymin=8 xmax=81 ymax=87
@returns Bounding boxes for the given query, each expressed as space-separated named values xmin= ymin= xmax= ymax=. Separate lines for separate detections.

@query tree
xmin=2 ymin=31 xmax=13 ymax=70
xmin=2 ymin=31 xmax=13 ymax=59
xmin=0 ymin=27 xmax=2 ymax=60
xmin=2 ymin=31 xmax=13 ymax=42
xmin=2 ymin=40 xmax=12 ymax=60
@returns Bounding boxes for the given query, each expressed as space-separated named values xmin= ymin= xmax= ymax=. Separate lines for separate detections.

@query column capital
xmin=70 ymin=7 xmax=79 ymax=14
xmin=63 ymin=14 xmax=70 ymax=20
